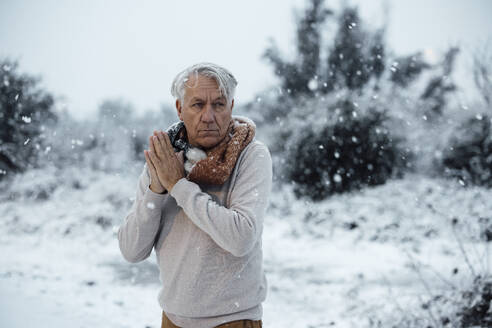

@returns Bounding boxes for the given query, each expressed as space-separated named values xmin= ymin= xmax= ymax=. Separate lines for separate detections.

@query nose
xmin=201 ymin=103 xmax=215 ymax=123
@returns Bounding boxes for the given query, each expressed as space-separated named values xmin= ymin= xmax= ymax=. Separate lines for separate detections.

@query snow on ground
xmin=0 ymin=166 xmax=490 ymax=327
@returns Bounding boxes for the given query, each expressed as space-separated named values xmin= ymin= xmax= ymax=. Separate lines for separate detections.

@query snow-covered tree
xmin=263 ymin=0 xmax=332 ymax=98
xmin=389 ymin=52 xmax=430 ymax=88
xmin=0 ymin=59 xmax=57 ymax=179
xmin=420 ymin=47 xmax=459 ymax=118
xmin=326 ymin=7 xmax=386 ymax=92
xmin=473 ymin=45 xmax=492 ymax=106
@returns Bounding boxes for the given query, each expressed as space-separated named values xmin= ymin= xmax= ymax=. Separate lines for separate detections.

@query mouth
xmin=198 ymin=130 xmax=219 ymax=136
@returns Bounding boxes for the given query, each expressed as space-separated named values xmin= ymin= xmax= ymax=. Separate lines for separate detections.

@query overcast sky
xmin=1 ymin=0 xmax=491 ymax=119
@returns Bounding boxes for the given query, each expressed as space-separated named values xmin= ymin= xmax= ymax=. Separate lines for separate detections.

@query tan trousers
xmin=161 ymin=311 xmax=263 ymax=328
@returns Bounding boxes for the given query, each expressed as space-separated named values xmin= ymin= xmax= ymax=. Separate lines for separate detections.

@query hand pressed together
xmin=144 ymin=130 xmax=184 ymax=193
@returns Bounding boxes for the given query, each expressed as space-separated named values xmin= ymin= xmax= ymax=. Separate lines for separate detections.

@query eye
xmin=192 ymin=102 xmax=203 ymax=108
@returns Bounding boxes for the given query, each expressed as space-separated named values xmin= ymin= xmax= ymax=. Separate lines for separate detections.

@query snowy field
xmin=1 ymin=165 xmax=490 ymax=327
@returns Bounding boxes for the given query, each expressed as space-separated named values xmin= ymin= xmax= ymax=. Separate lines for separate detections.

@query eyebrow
xmin=189 ymin=97 xmax=204 ymax=103
xmin=189 ymin=96 xmax=226 ymax=102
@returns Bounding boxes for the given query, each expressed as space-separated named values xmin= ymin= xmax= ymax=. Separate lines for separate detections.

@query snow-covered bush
xmin=441 ymin=114 xmax=492 ymax=187
xmin=247 ymin=0 xmax=462 ymax=197
xmin=284 ymin=98 xmax=410 ymax=200
xmin=37 ymin=100 xmax=176 ymax=174
xmin=35 ymin=107 xmax=135 ymax=173
xmin=458 ymin=276 xmax=492 ymax=327
xmin=439 ymin=47 xmax=492 ymax=188
xmin=368 ymin=274 xmax=492 ymax=328
xmin=0 ymin=59 xmax=57 ymax=180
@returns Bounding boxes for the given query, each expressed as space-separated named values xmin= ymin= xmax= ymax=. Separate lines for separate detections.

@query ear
xmin=176 ymin=99 xmax=183 ymax=121
xmin=230 ymin=99 xmax=234 ymax=111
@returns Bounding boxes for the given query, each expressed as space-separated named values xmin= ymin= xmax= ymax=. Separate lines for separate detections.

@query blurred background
xmin=1 ymin=0 xmax=492 ymax=327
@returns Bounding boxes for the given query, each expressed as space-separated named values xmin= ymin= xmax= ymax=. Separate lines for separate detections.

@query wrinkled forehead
xmin=183 ymin=74 xmax=224 ymax=101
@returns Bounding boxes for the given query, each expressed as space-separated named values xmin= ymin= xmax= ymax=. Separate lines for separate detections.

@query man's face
xmin=176 ymin=75 xmax=233 ymax=149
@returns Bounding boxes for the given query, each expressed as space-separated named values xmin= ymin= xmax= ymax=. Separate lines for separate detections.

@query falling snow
xmin=21 ymin=116 xmax=31 ymax=123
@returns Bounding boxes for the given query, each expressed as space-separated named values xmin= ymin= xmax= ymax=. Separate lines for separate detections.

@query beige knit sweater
xmin=117 ymin=140 xmax=272 ymax=327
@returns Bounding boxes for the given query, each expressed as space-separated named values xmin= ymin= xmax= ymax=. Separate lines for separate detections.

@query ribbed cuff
xmin=169 ymin=178 xmax=195 ymax=205
xmin=143 ymin=186 xmax=168 ymax=211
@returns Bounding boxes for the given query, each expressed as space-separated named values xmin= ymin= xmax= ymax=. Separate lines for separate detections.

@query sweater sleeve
xmin=118 ymin=163 xmax=169 ymax=263
xmin=170 ymin=142 xmax=273 ymax=257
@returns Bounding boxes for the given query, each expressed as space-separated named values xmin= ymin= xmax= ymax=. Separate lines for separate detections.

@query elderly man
xmin=118 ymin=63 xmax=272 ymax=328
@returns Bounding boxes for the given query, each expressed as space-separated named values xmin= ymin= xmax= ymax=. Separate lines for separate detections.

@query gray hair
xmin=170 ymin=62 xmax=238 ymax=105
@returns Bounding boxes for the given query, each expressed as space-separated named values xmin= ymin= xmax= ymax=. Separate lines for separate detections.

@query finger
xmin=149 ymin=136 xmax=156 ymax=154
xmin=144 ymin=150 xmax=156 ymax=173
xmin=148 ymin=149 xmax=161 ymax=166
xmin=157 ymin=131 xmax=173 ymax=158
xmin=154 ymin=134 xmax=169 ymax=159
xmin=149 ymin=136 xmax=163 ymax=160
xmin=152 ymin=136 xmax=165 ymax=159
xmin=161 ymin=131 xmax=175 ymax=158
xmin=150 ymin=133 xmax=162 ymax=151
xmin=153 ymin=130 xmax=161 ymax=142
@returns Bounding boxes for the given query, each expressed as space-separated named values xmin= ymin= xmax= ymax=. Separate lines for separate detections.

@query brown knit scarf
xmin=170 ymin=116 xmax=256 ymax=185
